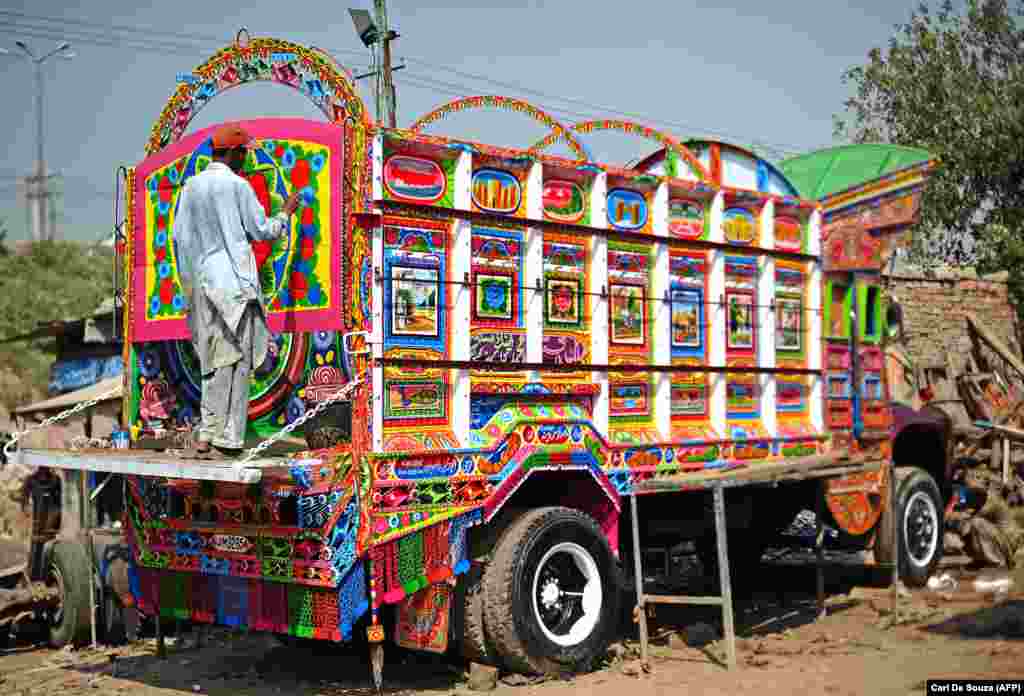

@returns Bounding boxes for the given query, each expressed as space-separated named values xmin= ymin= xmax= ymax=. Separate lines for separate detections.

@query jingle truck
xmin=6 ymin=34 xmax=949 ymax=681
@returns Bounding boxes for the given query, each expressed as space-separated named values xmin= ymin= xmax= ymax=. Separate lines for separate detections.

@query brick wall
xmin=884 ymin=263 xmax=1020 ymax=372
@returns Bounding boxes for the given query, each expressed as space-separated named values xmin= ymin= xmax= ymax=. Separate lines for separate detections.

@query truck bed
xmin=15 ymin=448 xmax=293 ymax=483
xmin=632 ymin=449 xmax=883 ymax=494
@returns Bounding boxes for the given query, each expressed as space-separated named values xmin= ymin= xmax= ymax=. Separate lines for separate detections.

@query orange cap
xmin=211 ymin=123 xmax=254 ymax=150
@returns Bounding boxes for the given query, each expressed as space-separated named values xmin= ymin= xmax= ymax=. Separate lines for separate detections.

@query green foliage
xmin=0 ymin=218 xmax=8 ymax=257
xmin=0 ymin=241 xmax=114 ymax=411
xmin=834 ymin=0 xmax=1024 ymax=268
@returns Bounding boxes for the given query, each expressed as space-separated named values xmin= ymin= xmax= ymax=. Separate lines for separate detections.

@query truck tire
xmin=874 ymin=467 xmax=943 ymax=587
xmin=482 ymin=507 xmax=620 ymax=675
xmin=460 ymin=562 xmax=498 ymax=664
xmin=47 ymin=541 xmax=93 ymax=648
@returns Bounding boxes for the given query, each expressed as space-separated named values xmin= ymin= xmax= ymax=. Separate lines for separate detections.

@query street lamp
xmin=348 ymin=3 xmax=399 ymax=128
xmin=348 ymin=9 xmax=379 ymax=47
xmin=9 ymin=40 xmax=74 ymax=241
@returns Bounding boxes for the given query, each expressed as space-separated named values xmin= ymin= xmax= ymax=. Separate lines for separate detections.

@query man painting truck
xmin=3 ymin=36 xmax=951 ymax=687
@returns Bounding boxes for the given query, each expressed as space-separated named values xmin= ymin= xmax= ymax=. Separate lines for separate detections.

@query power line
xmin=397 ymin=71 xmax=803 ymax=162
xmin=401 ymin=57 xmax=816 ymax=157
xmin=0 ymin=11 xmax=828 ymax=159
xmin=0 ymin=13 xmax=367 ymax=64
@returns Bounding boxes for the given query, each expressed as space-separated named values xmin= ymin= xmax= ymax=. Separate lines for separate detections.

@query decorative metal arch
xmin=145 ymin=33 xmax=369 ymax=155
xmin=529 ymin=119 xmax=710 ymax=181
xmin=408 ymin=95 xmax=591 ymax=163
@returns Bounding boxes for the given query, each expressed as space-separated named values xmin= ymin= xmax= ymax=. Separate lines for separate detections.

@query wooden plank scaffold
xmin=628 ymin=452 xmax=900 ymax=670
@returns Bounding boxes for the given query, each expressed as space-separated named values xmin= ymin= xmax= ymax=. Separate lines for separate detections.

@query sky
xmin=0 ymin=1 xmax=918 ymax=242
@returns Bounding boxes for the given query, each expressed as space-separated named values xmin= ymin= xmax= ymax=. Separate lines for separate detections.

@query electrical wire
xmin=0 ymin=11 xmax=827 ymax=160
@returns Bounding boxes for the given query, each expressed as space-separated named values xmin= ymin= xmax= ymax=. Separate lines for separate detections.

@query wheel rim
xmin=531 ymin=542 xmax=602 ymax=647
xmin=903 ymin=490 xmax=939 ymax=568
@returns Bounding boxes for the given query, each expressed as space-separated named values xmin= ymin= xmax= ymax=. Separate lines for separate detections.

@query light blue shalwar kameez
xmin=172 ymin=162 xmax=290 ymax=449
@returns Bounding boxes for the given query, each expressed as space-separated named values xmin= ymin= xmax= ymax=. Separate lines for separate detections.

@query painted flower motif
xmin=147 ymin=176 xmax=159 ymax=192
xmin=290 ymin=159 xmax=311 ymax=189
xmin=158 ymin=262 xmax=171 ymax=279
xmin=299 ymin=186 xmax=315 ymax=205
xmin=139 ymin=349 xmax=161 ymax=378
xmin=150 ymin=297 xmax=161 ymax=316
xmin=255 ymin=336 xmax=283 ymax=377
xmin=483 ymin=284 xmax=506 ymax=311
xmin=168 ymin=166 xmax=180 ymax=184
xmin=310 ymin=153 xmax=325 ymax=172
xmin=172 ymin=294 xmax=185 ymax=311
xmin=290 ymin=271 xmax=309 ymax=300
xmin=262 ymin=139 xmax=275 ymax=151
xmin=306 ymin=282 xmax=322 ymax=306
xmin=197 ymin=81 xmax=216 ymax=100
xmin=155 ymin=231 xmax=167 ymax=247
xmin=282 ymin=149 xmax=297 ymax=170
xmin=286 ymin=395 xmax=305 ymax=424
xmin=301 ymin=207 xmax=315 ymax=227
xmin=158 ymin=201 xmax=170 ymax=216
xmin=159 ymin=278 xmax=174 ymax=305
xmin=312 ymin=330 xmax=335 ymax=353
xmin=300 ymin=236 xmax=314 ymax=260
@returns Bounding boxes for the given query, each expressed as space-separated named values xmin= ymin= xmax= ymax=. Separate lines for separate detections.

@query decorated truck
xmin=8 ymin=34 xmax=949 ymax=680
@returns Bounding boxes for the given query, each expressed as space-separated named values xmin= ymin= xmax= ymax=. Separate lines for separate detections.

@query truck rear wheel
xmin=874 ymin=467 xmax=943 ymax=587
xmin=460 ymin=562 xmax=498 ymax=664
xmin=482 ymin=507 xmax=620 ymax=675
xmin=47 ymin=541 xmax=93 ymax=648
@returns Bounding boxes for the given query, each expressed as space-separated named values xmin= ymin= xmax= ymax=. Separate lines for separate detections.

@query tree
xmin=834 ymin=0 xmax=1024 ymax=272
xmin=0 ymin=217 xmax=8 ymax=257
xmin=0 ymin=241 xmax=114 ymax=411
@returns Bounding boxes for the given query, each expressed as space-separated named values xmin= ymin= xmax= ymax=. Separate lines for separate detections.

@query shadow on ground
xmin=924 ymin=599 xmax=1024 ymax=640
xmin=56 ymin=635 xmax=464 ymax=696
xmin=39 ymin=552 xmax=898 ymax=693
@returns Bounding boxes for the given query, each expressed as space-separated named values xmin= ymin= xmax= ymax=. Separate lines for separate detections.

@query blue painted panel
xmin=606 ymin=188 xmax=648 ymax=230
xmin=49 ymin=355 xmax=123 ymax=394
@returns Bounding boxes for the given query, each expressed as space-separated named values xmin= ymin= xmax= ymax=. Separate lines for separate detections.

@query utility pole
xmin=374 ymin=0 xmax=397 ymax=128
xmin=8 ymin=40 xmax=74 ymax=241
xmin=350 ymin=2 xmax=402 ymax=128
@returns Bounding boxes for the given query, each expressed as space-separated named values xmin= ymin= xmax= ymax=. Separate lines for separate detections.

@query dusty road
xmin=0 ymin=560 xmax=1020 ymax=696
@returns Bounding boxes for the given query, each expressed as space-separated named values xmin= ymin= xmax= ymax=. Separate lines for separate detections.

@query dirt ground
xmin=0 ymin=557 xmax=1020 ymax=696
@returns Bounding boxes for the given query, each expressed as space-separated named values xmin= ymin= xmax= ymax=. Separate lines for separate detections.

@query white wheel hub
xmin=903 ymin=489 xmax=939 ymax=568
xmin=531 ymin=542 xmax=603 ymax=647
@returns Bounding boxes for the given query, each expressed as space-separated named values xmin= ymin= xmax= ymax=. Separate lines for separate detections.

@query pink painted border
xmin=131 ymin=117 xmax=344 ymax=342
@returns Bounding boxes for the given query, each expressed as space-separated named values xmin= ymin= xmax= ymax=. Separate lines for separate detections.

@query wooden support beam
xmin=975 ymin=421 xmax=1024 ymax=443
xmin=629 ymin=493 xmax=649 ymax=668
xmin=966 ymin=312 xmax=1024 ymax=382
xmin=643 ymin=594 xmax=724 ymax=606
xmin=1004 ymin=437 xmax=1012 ymax=485
xmin=816 ymin=481 xmax=827 ymax=620
xmin=712 ymin=486 xmax=738 ymax=670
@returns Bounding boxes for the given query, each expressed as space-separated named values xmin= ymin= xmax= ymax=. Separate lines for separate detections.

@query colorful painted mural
xmin=131 ymin=118 xmax=344 ymax=342
xmin=117 ymin=33 xmax=931 ymax=669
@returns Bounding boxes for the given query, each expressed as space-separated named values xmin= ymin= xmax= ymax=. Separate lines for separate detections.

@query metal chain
xmin=236 ymin=377 xmax=364 ymax=464
xmin=2 ymin=386 xmax=122 ymax=461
